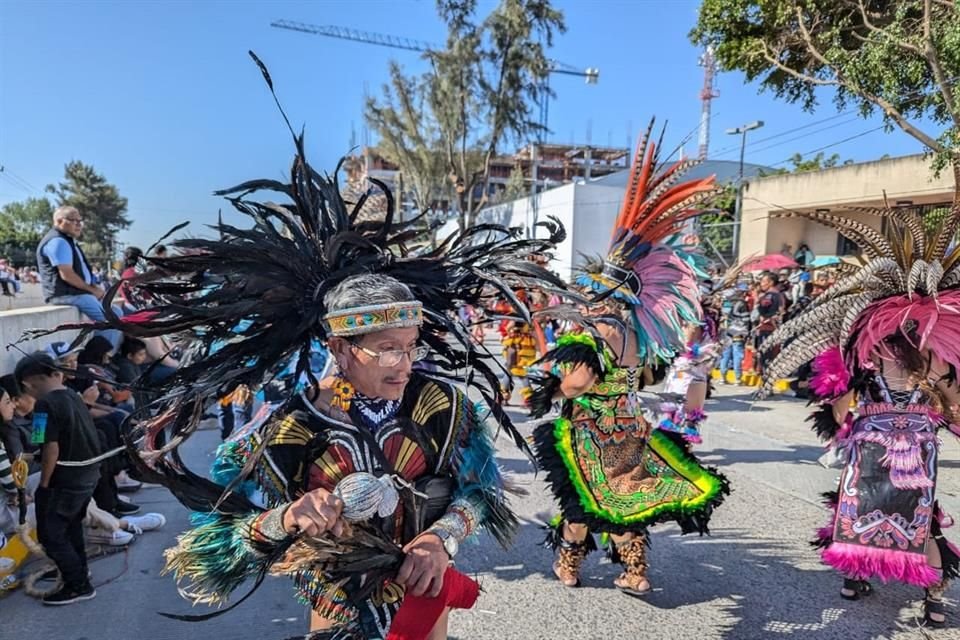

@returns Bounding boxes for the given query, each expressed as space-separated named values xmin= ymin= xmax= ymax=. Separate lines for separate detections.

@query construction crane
xmin=270 ymin=19 xmax=598 ymax=143
xmin=697 ymin=44 xmax=719 ymax=160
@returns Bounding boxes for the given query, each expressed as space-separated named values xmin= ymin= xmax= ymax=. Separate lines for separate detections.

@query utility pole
xmin=725 ymin=120 xmax=764 ymax=260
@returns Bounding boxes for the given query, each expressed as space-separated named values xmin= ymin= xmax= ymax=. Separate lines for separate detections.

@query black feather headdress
xmin=63 ymin=52 xmax=567 ymax=466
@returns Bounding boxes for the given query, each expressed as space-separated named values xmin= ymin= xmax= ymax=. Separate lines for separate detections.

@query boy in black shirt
xmin=15 ymin=352 xmax=101 ymax=605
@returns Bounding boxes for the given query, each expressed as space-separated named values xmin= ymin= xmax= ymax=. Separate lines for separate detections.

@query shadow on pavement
xmin=701 ymin=445 xmax=825 ymax=466
xmin=464 ymin=520 xmax=946 ymax=640
xmin=707 ymin=397 xmax=774 ymax=413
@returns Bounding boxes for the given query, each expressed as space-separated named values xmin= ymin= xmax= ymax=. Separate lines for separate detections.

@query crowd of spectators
xmin=714 ymin=261 xmax=838 ymax=388
xmin=0 ymin=205 xmax=177 ymax=604
xmin=0 ymin=258 xmax=40 ymax=297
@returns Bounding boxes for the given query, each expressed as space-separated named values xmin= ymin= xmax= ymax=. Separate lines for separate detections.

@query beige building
xmin=738 ymin=154 xmax=955 ymax=262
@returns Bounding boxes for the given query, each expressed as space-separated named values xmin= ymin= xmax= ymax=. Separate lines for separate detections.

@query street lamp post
xmin=725 ymin=120 xmax=764 ymax=260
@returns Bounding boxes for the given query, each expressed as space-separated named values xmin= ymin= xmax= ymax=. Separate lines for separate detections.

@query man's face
xmin=19 ymin=372 xmax=63 ymax=398
xmin=760 ymin=276 xmax=774 ymax=291
xmin=60 ymin=353 xmax=79 ymax=370
xmin=54 ymin=210 xmax=84 ymax=239
xmin=129 ymin=349 xmax=148 ymax=366
xmin=332 ymin=326 xmax=420 ymax=401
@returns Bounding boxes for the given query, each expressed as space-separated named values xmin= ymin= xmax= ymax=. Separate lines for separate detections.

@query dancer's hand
xmin=397 ymin=533 xmax=448 ymax=597
xmin=282 ymin=488 xmax=346 ymax=538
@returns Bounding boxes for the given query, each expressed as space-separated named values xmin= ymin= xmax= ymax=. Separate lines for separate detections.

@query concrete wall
xmin=2 ymin=282 xmax=46 ymax=312
xmin=0 ymin=305 xmax=80 ymax=372
xmin=738 ymin=153 xmax=955 ymax=261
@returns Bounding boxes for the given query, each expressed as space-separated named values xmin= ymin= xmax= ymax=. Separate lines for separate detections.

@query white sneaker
xmin=86 ymin=528 xmax=134 ymax=547
xmin=115 ymin=470 xmax=142 ymax=493
xmin=122 ymin=513 xmax=166 ymax=534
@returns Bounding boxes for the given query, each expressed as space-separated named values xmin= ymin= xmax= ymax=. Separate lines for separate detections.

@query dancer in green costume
xmin=530 ymin=122 xmax=729 ymax=596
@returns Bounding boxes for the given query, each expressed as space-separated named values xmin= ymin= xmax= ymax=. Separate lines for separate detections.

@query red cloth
xmin=386 ymin=567 xmax=480 ymax=640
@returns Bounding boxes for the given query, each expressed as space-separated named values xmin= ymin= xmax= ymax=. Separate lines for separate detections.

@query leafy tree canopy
xmin=692 ymin=0 xmax=960 ymax=178
xmin=365 ymin=0 xmax=565 ymax=233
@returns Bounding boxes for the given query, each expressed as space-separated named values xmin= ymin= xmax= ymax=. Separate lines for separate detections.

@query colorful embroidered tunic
xmin=815 ymin=373 xmax=960 ymax=586
xmin=164 ymin=373 xmax=511 ymax=639
xmin=531 ymin=334 xmax=728 ymax=536
xmin=502 ymin=323 xmax=538 ymax=378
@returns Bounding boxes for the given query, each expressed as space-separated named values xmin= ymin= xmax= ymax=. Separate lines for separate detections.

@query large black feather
xmin=23 ymin=53 xmax=570 ymax=507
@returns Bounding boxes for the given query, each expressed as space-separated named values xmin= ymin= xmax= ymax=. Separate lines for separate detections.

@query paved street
xmin=5 ymin=383 xmax=959 ymax=640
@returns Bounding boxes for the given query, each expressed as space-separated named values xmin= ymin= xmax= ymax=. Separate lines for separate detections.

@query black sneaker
xmin=112 ymin=500 xmax=141 ymax=516
xmin=42 ymin=583 xmax=96 ymax=606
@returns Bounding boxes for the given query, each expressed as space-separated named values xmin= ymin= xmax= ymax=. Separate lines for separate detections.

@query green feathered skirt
xmin=533 ymin=418 xmax=729 ymax=536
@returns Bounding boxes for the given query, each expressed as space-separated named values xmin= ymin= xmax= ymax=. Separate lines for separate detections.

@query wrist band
xmin=253 ymin=503 xmax=293 ymax=543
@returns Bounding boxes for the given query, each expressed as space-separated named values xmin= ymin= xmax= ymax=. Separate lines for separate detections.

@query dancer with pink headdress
xmin=758 ymin=206 xmax=960 ymax=628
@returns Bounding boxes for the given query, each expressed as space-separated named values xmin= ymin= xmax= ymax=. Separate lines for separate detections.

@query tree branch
xmin=922 ymin=0 xmax=960 ymax=128
xmin=793 ymin=5 xmax=949 ymax=155
xmin=795 ymin=6 xmax=840 ymax=69
xmin=855 ymin=0 xmax=923 ymax=56
xmin=760 ymin=44 xmax=839 ymax=87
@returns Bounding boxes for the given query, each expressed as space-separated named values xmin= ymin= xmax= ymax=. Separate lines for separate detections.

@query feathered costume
xmin=759 ymin=205 xmax=960 ymax=595
xmin=47 ymin=53 xmax=570 ymax=640
xmin=530 ymin=121 xmax=729 ymax=570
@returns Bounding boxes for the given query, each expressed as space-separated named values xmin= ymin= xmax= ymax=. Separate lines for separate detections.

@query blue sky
xmin=0 ymin=0 xmax=933 ymax=249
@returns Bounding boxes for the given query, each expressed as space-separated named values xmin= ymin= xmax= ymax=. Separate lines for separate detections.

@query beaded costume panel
xmin=532 ymin=336 xmax=728 ymax=535
xmin=820 ymin=377 xmax=946 ymax=586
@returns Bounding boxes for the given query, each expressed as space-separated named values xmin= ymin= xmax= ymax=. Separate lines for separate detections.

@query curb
xmin=710 ymin=369 xmax=791 ymax=392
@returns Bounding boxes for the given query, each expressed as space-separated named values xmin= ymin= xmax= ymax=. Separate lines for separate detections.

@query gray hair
xmin=324 ymin=274 xmax=416 ymax=313
xmin=53 ymin=205 xmax=79 ymax=222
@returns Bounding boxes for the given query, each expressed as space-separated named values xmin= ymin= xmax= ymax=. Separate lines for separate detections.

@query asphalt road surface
xmin=6 ymin=383 xmax=959 ymax=640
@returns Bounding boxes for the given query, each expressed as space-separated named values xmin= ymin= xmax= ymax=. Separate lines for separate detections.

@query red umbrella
xmin=742 ymin=254 xmax=798 ymax=272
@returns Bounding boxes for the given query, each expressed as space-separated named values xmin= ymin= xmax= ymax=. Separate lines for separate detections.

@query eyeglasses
xmin=62 ymin=217 xmax=83 ymax=224
xmin=350 ymin=342 xmax=430 ymax=367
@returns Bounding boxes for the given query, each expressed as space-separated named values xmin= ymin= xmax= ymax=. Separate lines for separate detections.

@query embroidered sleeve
xmin=429 ymin=392 xmax=516 ymax=548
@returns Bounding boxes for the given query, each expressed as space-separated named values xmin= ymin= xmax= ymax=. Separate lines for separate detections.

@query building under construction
xmin=342 ymin=142 xmax=629 ymax=218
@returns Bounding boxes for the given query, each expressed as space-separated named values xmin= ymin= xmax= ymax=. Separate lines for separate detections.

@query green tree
xmin=697 ymin=186 xmax=737 ymax=261
xmin=758 ymin=151 xmax=849 ymax=176
xmin=0 ymin=196 xmax=53 ymax=246
xmin=501 ymin=164 xmax=527 ymax=202
xmin=923 ymin=206 xmax=951 ymax=233
xmin=46 ymin=160 xmax=129 ymax=260
xmin=366 ymin=63 xmax=448 ymax=227
xmin=366 ymin=0 xmax=565 ymax=233
xmin=692 ymin=1 xmax=960 ymax=196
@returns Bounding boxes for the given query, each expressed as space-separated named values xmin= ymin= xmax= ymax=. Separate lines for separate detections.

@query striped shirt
xmin=0 ymin=443 xmax=15 ymax=493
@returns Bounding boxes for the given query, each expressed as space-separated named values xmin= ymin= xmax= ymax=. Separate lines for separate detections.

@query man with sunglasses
xmin=36 ymin=206 xmax=121 ymax=347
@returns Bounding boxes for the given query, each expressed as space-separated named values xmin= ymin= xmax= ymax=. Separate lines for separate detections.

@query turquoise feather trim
xmin=164 ymin=511 xmax=274 ymax=606
xmin=446 ymin=395 xmax=518 ymax=548
xmin=210 ymin=438 xmax=258 ymax=500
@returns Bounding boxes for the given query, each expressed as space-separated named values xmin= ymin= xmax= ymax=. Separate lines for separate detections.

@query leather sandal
xmin=553 ymin=538 xmax=590 ymax=588
xmin=612 ymin=538 xmax=651 ymax=597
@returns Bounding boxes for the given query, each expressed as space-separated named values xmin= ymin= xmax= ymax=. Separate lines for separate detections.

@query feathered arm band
xmin=162 ymin=507 xmax=293 ymax=609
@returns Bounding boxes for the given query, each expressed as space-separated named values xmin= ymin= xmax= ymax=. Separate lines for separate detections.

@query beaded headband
xmin=324 ymin=302 xmax=424 ymax=337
